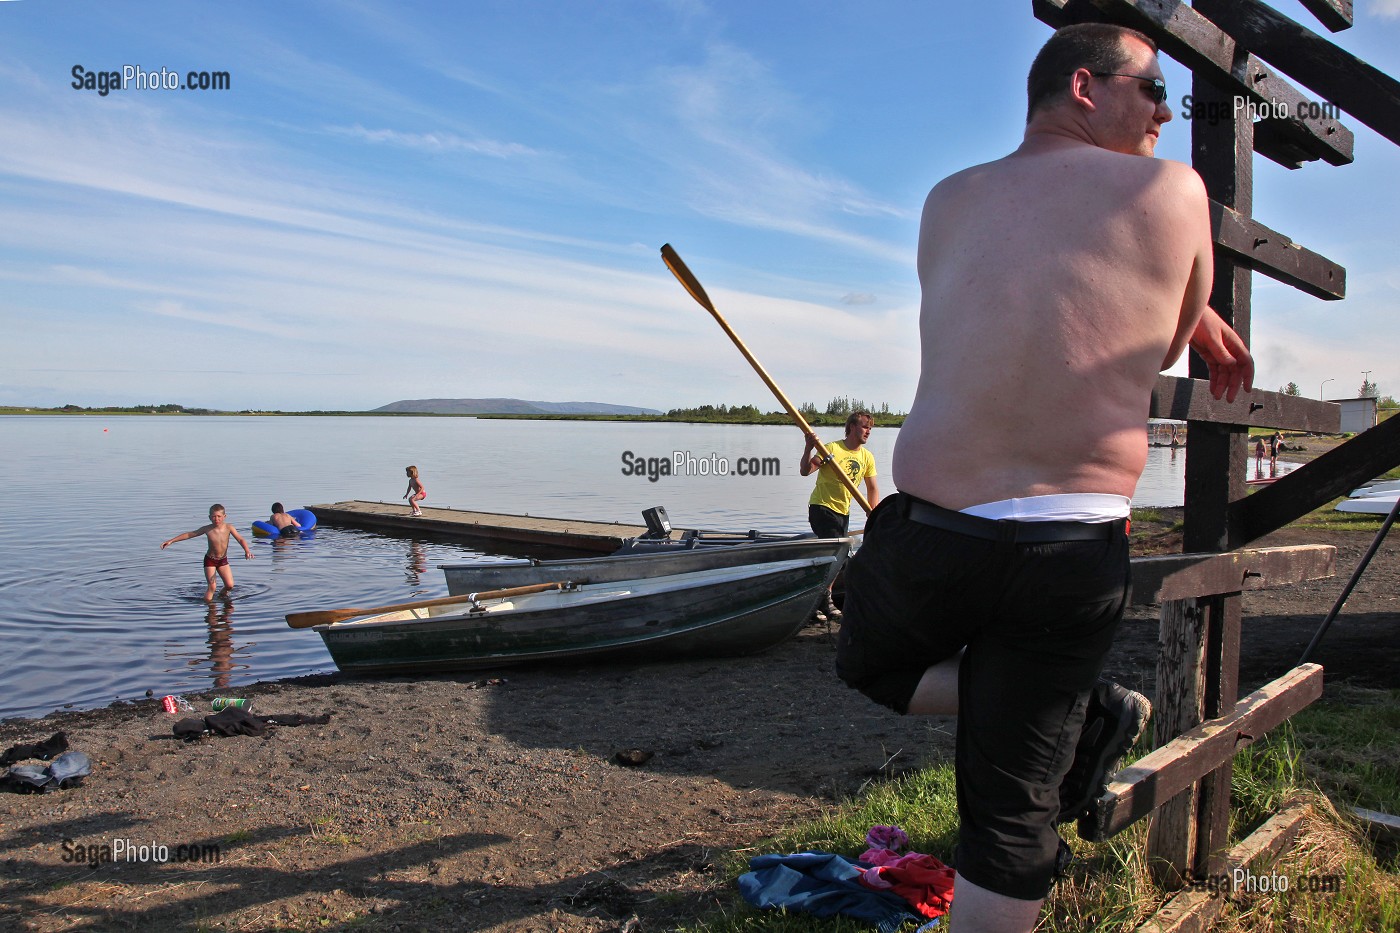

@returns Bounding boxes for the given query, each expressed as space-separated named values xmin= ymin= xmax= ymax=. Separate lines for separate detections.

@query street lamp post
xmin=1321 ymin=378 xmax=1335 ymax=398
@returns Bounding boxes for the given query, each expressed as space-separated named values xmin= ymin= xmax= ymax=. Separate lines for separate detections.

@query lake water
xmin=0 ymin=416 xmax=1284 ymax=720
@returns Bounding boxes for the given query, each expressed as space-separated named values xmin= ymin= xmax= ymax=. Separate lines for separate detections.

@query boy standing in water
xmin=161 ymin=504 xmax=254 ymax=601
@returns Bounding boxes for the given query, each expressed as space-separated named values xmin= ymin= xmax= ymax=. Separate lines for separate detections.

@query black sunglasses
xmin=1087 ymin=71 xmax=1168 ymax=104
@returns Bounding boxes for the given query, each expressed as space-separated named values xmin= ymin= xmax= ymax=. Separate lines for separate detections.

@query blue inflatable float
xmin=252 ymin=508 xmax=317 ymax=538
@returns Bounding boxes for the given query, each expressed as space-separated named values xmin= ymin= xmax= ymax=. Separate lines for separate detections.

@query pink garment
xmin=860 ymin=824 xmax=910 ymax=866
xmin=859 ymin=853 xmax=956 ymax=920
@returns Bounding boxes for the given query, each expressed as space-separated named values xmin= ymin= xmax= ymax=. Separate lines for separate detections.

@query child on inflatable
xmin=268 ymin=503 xmax=302 ymax=537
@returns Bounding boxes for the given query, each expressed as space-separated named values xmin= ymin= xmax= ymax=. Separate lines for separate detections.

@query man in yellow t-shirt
xmin=800 ymin=410 xmax=880 ymax=619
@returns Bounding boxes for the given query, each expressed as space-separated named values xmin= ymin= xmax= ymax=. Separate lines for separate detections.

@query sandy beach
xmin=3 ymin=442 xmax=1397 ymax=932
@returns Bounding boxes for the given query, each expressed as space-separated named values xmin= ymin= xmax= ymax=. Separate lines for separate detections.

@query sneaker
xmin=1057 ymin=679 xmax=1151 ymax=826
xmin=809 ymin=608 xmax=829 ymax=625
xmin=823 ymin=593 xmax=843 ymax=620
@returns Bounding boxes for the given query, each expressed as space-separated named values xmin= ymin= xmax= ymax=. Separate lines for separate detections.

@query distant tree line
xmin=662 ymin=397 xmax=903 ymax=427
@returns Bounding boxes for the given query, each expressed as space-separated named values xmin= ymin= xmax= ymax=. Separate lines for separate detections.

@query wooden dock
xmin=306 ymin=500 xmax=678 ymax=553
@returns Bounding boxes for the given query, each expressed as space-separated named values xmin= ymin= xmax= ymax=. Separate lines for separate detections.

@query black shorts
xmin=836 ymin=494 xmax=1130 ymax=901
xmin=807 ymin=504 xmax=849 ymax=539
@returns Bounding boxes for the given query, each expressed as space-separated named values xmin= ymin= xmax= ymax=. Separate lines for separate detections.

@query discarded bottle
xmin=211 ymin=697 xmax=251 ymax=712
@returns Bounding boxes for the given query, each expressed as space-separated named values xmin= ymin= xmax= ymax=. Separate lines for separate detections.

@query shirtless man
xmin=836 ymin=24 xmax=1252 ymax=933
xmin=161 ymin=504 xmax=254 ymax=601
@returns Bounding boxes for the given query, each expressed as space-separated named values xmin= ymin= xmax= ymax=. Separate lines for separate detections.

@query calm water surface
xmin=0 ymin=416 xmax=1281 ymax=720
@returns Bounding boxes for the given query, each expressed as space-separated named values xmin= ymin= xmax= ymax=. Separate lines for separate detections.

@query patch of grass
xmin=1133 ymin=508 xmax=1164 ymax=524
xmin=1286 ymin=500 xmax=1386 ymax=532
xmin=686 ymin=698 xmax=1400 ymax=933
xmin=223 ymin=829 xmax=251 ymax=845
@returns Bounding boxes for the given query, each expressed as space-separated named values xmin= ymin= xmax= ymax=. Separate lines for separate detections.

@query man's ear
xmin=1066 ymin=68 xmax=1097 ymax=112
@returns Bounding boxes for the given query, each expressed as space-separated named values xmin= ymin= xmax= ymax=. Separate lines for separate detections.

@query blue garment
xmin=737 ymin=851 xmax=921 ymax=933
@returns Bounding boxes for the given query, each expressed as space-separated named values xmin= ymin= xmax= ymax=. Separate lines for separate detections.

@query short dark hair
xmin=1026 ymin=23 xmax=1157 ymax=121
xmin=846 ymin=410 xmax=873 ymax=430
xmin=272 ymin=502 xmax=284 ymax=513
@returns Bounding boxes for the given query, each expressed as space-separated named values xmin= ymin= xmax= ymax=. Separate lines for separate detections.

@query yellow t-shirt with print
xmin=808 ymin=440 xmax=876 ymax=516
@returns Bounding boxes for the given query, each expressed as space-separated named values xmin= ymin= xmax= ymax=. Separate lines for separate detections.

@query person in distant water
xmin=835 ymin=24 xmax=1252 ymax=932
xmin=404 ymin=465 xmax=426 ymax=517
xmin=799 ymin=410 xmax=880 ymax=620
xmin=1254 ymin=436 xmax=1266 ymax=473
xmin=161 ymin=504 xmax=254 ymax=601
xmin=268 ymin=502 xmax=302 ymax=537
xmin=1269 ymin=431 xmax=1283 ymax=472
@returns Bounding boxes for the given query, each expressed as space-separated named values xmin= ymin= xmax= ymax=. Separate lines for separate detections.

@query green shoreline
xmin=0 ymin=406 xmax=906 ymax=428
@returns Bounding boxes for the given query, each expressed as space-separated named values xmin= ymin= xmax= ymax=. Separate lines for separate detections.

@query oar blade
xmin=660 ymin=244 xmax=717 ymax=313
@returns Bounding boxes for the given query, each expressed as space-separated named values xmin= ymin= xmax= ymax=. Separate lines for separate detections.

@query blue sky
xmin=3 ymin=0 xmax=1399 ymax=412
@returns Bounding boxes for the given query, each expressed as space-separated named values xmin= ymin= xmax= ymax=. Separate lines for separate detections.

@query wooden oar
xmin=660 ymin=243 xmax=873 ymax=514
xmin=286 ymin=581 xmax=575 ymax=629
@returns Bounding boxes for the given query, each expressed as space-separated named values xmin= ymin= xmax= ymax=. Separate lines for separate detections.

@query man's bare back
xmin=892 ymin=35 xmax=1247 ymax=511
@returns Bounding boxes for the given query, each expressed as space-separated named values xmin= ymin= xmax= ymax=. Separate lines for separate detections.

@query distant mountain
xmin=371 ymin=398 xmax=663 ymax=416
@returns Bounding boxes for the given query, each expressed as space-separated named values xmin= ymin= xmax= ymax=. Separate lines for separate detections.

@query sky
xmin=3 ymin=0 xmax=1399 ymax=413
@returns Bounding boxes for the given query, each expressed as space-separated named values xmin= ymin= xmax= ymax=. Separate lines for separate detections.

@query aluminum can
xmin=161 ymin=695 xmax=178 ymax=713
xmin=211 ymin=697 xmax=250 ymax=711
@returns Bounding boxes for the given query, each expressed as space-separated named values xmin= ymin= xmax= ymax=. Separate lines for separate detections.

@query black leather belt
xmin=901 ymin=494 xmax=1127 ymax=543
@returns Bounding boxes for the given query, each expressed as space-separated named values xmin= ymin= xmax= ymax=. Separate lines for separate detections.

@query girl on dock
xmin=404 ymin=465 xmax=426 ymax=516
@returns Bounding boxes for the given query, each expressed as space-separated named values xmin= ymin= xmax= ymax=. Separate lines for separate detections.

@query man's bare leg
xmin=947 ymin=874 xmax=1042 ymax=933
xmin=904 ymin=650 xmax=963 ymax=715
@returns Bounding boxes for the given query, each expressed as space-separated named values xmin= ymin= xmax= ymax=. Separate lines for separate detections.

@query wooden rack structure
xmin=1032 ymin=1 xmax=1400 ymax=928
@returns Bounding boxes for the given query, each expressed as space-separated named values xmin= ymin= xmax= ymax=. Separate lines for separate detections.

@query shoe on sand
xmin=823 ymin=593 xmax=843 ymax=620
xmin=1058 ymin=679 xmax=1151 ymax=826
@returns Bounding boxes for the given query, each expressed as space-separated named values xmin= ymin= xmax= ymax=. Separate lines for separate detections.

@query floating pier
xmin=306 ymin=500 xmax=680 ymax=553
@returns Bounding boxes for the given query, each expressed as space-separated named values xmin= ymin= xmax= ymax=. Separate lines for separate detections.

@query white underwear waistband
xmin=959 ymin=493 xmax=1131 ymax=523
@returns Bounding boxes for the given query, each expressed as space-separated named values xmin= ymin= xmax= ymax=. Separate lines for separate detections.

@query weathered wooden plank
xmin=1129 ymin=545 xmax=1336 ymax=605
xmin=1209 ymin=200 xmax=1344 ymax=300
xmin=1202 ymin=0 xmax=1400 ymax=149
xmin=1147 ymin=598 xmax=1209 ymax=886
xmin=1296 ymin=0 xmax=1352 ymax=34
xmin=1084 ymin=664 xmax=1323 ymax=840
xmin=1234 ymin=52 xmax=1353 ymax=171
xmin=1195 ymin=592 xmax=1241 ymax=874
xmin=1230 ymin=414 xmax=1400 ymax=542
xmin=1135 ymin=803 xmax=1309 ymax=933
xmin=1032 ymin=0 xmax=1355 ymax=166
xmin=1353 ymin=806 xmax=1400 ymax=842
xmin=1149 ymin=376 xmax=1341 ymax=433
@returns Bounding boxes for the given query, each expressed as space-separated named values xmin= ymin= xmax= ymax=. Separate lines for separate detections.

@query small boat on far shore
xmin=313 ymin=555 xmax=844 ymax=675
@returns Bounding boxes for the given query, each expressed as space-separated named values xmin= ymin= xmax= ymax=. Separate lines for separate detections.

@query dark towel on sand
xmin=0 ymin=732 xmax=68 ymax=766
xmin=174 ymin=710 xmax=331 ymax=741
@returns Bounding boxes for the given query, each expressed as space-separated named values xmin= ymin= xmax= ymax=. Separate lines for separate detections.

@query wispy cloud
xmin=329 ymin=124 xmax=540 ymax=159
xmin=1372 ymin=0 xmax=1400 ymax=20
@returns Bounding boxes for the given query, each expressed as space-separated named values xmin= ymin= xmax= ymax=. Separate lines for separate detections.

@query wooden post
xmin=1184 ymin=0 xmax=1253 ymax=877
xmin=1147 ymin=598 xmax=1209 ymax=886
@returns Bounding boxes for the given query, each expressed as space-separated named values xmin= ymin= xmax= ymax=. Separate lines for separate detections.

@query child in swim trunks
xmin=161 ymin=504 xmax=254 ymax=601
xmin=404 ymin=465 xmax=426 ymax=516
xmin=268 ymin=502 xmax=302 ymax=536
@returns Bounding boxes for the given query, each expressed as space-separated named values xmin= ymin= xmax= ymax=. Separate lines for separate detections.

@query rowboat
xmin=313 ymin=556 xmax=843 ymax=675
xmin=441 ymin=536 xmax=850 ymax=594
xmin=1335 ymin=495 xmax=1400 ymax=515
